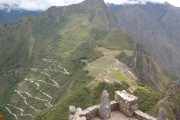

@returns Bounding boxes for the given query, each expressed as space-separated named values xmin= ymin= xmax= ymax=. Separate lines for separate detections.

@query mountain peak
xmin=86 ymin=0 xmax=104 ymax=3
xmin=82 ymin=0 xmax=106 ymax=8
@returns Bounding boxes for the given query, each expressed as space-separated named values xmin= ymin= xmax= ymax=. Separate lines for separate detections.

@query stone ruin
xmin=69 ymin=90 xmax=167 ymax=120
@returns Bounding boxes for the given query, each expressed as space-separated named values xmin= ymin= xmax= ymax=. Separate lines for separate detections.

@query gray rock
xmin=84 ymin=105 xmax=99 ymax=119
xmin=98 ymin=90 xmax=111 ymax=120
xmin=157 ymin=108 xmax=166 ymax=120
xmin=69 ymin=106 xmax=76 ymax=115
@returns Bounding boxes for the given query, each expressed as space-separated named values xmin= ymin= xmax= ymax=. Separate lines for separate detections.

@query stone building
xmin=115 ymin=90 xmax=138 ymax=116
xmin=69 ymin=90 xmax=167 ymax=120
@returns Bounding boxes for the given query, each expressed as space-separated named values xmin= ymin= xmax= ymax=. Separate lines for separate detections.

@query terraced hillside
xmin=85 ymin=47 xmax=138 ymax=93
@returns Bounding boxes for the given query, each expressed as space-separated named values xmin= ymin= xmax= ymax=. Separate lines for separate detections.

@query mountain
xmin=0 ymin=0 xmax=179 ymax=120
xmin=0 ymin=4 xmax=42 ymax=24
xmin=109 ymin=3 xmax=180 ymax=81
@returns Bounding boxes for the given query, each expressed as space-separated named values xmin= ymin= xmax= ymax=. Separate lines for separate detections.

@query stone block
xmin=83 ymin=105 xmax=98 ymax=120
xmin=135 ymin=110 xmax=156 ymax=120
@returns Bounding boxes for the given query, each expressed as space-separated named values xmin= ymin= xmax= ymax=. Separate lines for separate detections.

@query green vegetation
xmin=34 ymin=82 xmax=129 ymax=120
xmin=134 ymin=87 xmax=162 ymax=112
xmin=0 ymin=107 xmax=14 ymax=120
xmin=97 ymin=29 xmax=136 ymax=51
xmin=116 ymin=48 xmax=169 ymax=91
xmin=0 ymin=0 xmax=174 ymax=120
xmin=112 ymin=71 xmax=127 ymax=82
xmin=149 ymin=83 xmax=180 ymax=120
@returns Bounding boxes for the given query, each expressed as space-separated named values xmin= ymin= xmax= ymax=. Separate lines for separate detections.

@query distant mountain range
xmin=0 ymin=0 xmax=179 ymax=120
xmin=0 ymin=4 xmax=42 ymax=24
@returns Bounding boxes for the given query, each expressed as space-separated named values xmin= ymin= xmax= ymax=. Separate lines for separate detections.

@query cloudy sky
xmin=0 ymin=0 xmax=180 ymax=11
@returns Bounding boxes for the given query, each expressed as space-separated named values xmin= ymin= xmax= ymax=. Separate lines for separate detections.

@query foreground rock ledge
xmin=69 ymin=90 xmax=167 ymax=120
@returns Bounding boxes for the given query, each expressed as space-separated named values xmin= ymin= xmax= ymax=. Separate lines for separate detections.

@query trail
xmin=42 ymin=58 xmax=54 ymax=62
xmin=25 ymin=78 xmax=58 ymax=88
xmin=14 ymin=106 xmax=33 ymax=118
xmin=31 ymin=67 xmax=69 ymax=75
xmin=17 ymin=90 xmax=48 ymax=102
xmin=0 ymin=105 xmax=18 ymax=120
xmin=58 ymin=65 xmax=70 ymax=75
xmin=5 ymin=107 xmax=18 ymax=120
xmin=6 ymin=104 xmax=33 ymax=118
xmin=40 ymin=72 xmax=60 ymax=88
xmin=24 ymin=79 xmax=53 ymax=107
xmin=1 ymin=59 xmax=70 ymax=120
xmin=31 ymin=66 xmax=69 ymax=88
xmin=15 ymin=90 xmax=40 ymax=112
xmin=42 ymin=58 xmax=70 ymax=75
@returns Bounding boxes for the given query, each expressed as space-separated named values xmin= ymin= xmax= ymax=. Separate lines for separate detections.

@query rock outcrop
xmin=98 ymin=90 xmax=111 ymax=120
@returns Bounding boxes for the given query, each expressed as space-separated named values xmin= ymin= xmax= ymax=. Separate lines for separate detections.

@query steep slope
xmin=0 ymin=0 xmax=118 ymax=119
xmin=116 ymin=44 xmax=169 ymax=91
xmin=0 ymin=0 xmax=173 ymax=120
xmin=110 ymin=3 xmax=180 ymax=80
xmin=0 ymin=23 xmax=6 ymax=55
xmin=150 ymin=82 xmax=180 ymax=120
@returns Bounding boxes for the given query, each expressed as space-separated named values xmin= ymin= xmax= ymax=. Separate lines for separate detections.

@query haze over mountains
xmin=0 ymin=4 xmax=42 ymax=23
xmin=0 ymin=0 xmax=179 ymax=120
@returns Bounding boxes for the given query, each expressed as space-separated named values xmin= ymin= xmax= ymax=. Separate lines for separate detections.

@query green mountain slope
xmin=110 ymin=3 xmax=180 ymax=81
xmin=0 ymin=0 xmax=176 ymax=120
xmin=116 ymin=44 xmax=169 ymax=91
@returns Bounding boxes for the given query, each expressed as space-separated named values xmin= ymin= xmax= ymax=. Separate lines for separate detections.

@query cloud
xmin=104 ymin=0 xmax=165 ymax=4
xmin=104 ymin=0 xmax=180 ymax=8
xmin=0 ymin=0 xmax=179 ymax=11
xmin=0 ymin=0 xmax=85 ymax=10
xmin=18 ymin=1 xmax=46 ymax=10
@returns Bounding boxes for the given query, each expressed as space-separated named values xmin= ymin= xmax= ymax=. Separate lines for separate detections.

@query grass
xmin=34 ymin=82 xmax=129 ymax=120
xmin=97 ymin=47 xmax=120 ymax=56
xmin=112 ymin=71 xmax=127 ymax=82
xmin=97 ymin=29 xmax=136 ymax=51
xmin=134 ymin=87 xmax=162 ymax=112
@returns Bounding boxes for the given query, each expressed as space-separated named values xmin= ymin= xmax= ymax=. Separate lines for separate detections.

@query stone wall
xmin=69 ymin=101 xmax=119 ymax=120
xmin=135 ymin=110 xmax=156 ymax=120
xmin=115 ymin=90 xmax=138 ymax=116
xmin=69 ymin=90 xmax=166 ymax=120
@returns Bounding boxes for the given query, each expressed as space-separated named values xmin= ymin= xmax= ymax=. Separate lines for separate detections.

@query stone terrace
xmin=69 ymin=90 xmax=167 ymax=120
